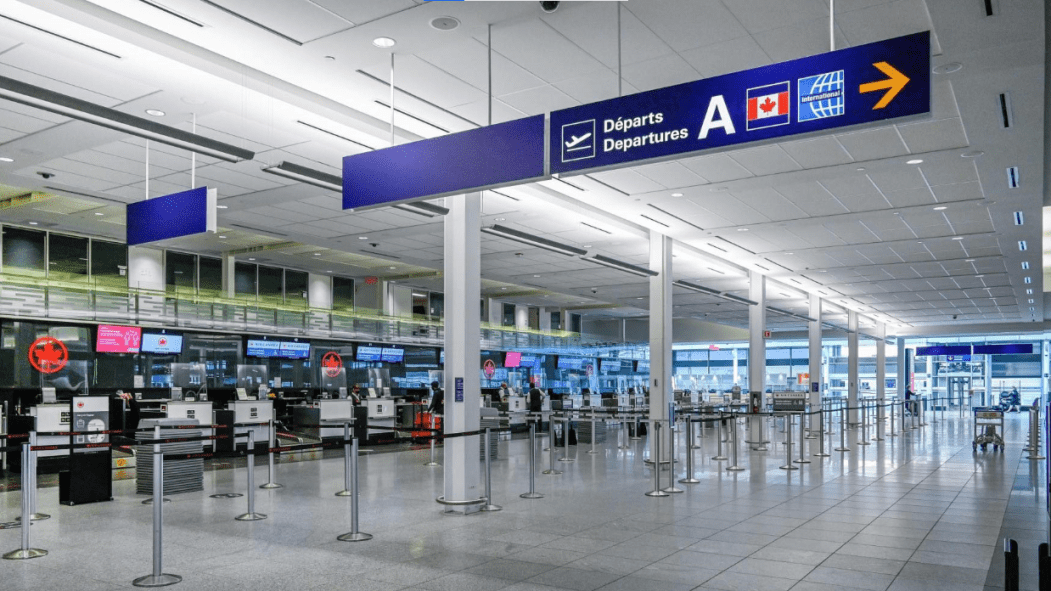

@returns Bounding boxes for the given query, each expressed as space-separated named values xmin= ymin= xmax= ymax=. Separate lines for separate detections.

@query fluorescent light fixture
xmin=358 ymin=236 xmax=368 ymax=240
xmin=216 ymin=204 xmax=228 ymax=209
xmin=1014 ymin=211 xmax=1024 ymax=225
xmin=481 ymin=224 xmax=588 ymax=257
xmin=952 ymin=236 xmax=963 ymax=241
xmin=0 ymin=156 xmax=12 ymax=162
xmin=907 ymin=159 xmax=923 ymax=164
xmin=1029 ymin=299 xmax=1034 ymax=304
xmin=1006 ymin=166 xmax=1020 ymax=188
xmin=1025 ymin=276 xmax=1032 ymax=284
xmin=28 ymin=221 xmax=38 ymax=225
xmin=373 ymin=37 xmax=396 ymax=48
xmin=145 ymin=109 xmax=165 ymax=117
xmin=1027 ymin=289 xmax=1033 ymax=295
xmin=262 ymin=161 xmax=341 ymax=192
xmin=1018 ymin=240 xmax=1027 ymax=251
xmin=1022 ymin=261 xmax=1030 ymax=270
xmin=0 ymin=75 xmax=254 ymax=163
xmin=587 ymin=254 xmax=659 ymax=278
xmin=674 ymin=280 xmax=721 ymax=296
xmin=933 ymin=206 xmax=947 ymax=211
xmin=722 ymin=293 xmax=759 ymax=306
xmin=393 ymin=201 xmax=450 ymax=218
xmin=671 ymin=192 xmax=683 ymax=197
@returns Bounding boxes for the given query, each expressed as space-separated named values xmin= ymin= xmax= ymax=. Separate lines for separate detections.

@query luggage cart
xmin=972 ymin=407 xmax=1004 ymax=452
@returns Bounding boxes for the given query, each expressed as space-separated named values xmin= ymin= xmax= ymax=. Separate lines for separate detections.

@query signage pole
xmin=830 ymin=0 xmax=836 ymax=51
xmin=389 ymin=54 xmax=395 ymax=146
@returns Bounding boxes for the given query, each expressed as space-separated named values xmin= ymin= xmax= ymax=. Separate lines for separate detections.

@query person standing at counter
xmin=498 ymin=382 xmax=515 ymax=402
xmin=350 ymin=384 xmax=363 ymax=406
xmin=528 ymin=385 xmax=544 ymax=414
xmin=428 ymin=381 xmax=444 ymax=416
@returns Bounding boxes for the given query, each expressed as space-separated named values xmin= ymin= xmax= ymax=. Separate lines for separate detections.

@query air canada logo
xmin=29 ymin=336 xmax=68 ymax=374
xmin=322 ymin=351 xmax=343 ymax=378
xmin=483 ymin=359 xmax=497 ymax=379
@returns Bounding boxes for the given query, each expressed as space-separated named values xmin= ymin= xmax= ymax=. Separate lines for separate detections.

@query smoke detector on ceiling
xmin=430 ymin=16 xmax=460 ymax=31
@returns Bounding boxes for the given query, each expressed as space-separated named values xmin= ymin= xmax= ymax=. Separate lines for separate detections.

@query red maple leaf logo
xmin=760 ymin=97 xmax=777 ymax=113
xmin=29 ymin=337 xmax=68 ymax=374
xmin=322 ymin=352 xmax=342 ymax=378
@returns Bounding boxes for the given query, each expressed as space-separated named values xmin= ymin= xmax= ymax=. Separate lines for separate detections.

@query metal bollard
xmin=780 ymin=414 xmax=798 ymax=470
xmin=235 ymin=430 xmax=266 ymax=521
xmin=726 ymin=415 xmax=744 ymax=472
xmin=631 ymin=414 xmax=642 ymax=440
xmin=857 ymin=403 xmax=871 ymax=445
xmin=888 ymin=401 xmax=897 ymax=438
xmin=336 ymin=422 xmax=354 ymax=496
xmin=1039 ymin=542 xmax=1050 ymax=591
xmin=662 ymin=419 xmax=685 ymax=493
xmin=873 ymin=402 xmax=886 ymax=441
xmin=337 ymin=437 xmax=373 ymax=542
xmin=921 ymin=396 xmax=929 ymax=426
xmin=424 ymin=436 xmax=440 ymax=467
xmin=520 ymin=420 xmax=544 ymax=499
xmin=24 ymin=432 xmax=48 ymax=521
xmin=543 ymin=415 xmax=562 ymax=475
xmin=794 ymin=412 xmax=811 ymax=464
xmin=712 ymin=416 xmax=728 ymax=461
xmin=131 ymin=426 xmax=178 ymax=586
xmin=618 ymin=417 xmax=630 ymax=450
xmin=645 ymin=422 xmax=669 ymax=497
xmin=835 ymin=406 xmax=850 ymax=452
xmin=480 ymin=428 xmax=502 ymax=512
xmin=3 ymin=443 xmax=47 ymax=560
xmin=679 ymin=419 xmax=700 ymax=484
xmin=1028 ymin=407 xmax=1045 ymax=460
xmin=1004 ymin=538 xmax=1019 ymax=591
xmin=588 ymin=411 xmax=598 ymax=454
xmin=558 ymin=415 xmax=574 ymax=463
xmin=260 ymin=419 xmax=282 ymax=489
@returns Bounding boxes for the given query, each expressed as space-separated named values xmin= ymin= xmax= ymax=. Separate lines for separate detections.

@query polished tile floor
xmin=0 ymin=409 xmax=1045 ymax=591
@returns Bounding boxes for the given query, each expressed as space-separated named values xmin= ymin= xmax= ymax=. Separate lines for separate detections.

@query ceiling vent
xmin=998 ymin=93 xmax=1013 ymax=128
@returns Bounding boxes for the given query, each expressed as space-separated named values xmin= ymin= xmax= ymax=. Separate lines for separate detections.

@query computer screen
xmin=381 ymin=347 xmax=404 ymax=363
xmin=97 ymin=325 xmax=142 ymax=353
xmin=141 ymin=333 xmax=183 ymax=355
xmin=356 ymin=346 xmax=382 ymax=362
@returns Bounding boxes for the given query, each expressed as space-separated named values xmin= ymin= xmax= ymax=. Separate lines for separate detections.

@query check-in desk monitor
xmin=230 ymin=400 xmax=272 ymax=445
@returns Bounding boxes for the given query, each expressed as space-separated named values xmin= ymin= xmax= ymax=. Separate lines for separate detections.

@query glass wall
xmin=2 ymin=227 xmax=46 ymax=278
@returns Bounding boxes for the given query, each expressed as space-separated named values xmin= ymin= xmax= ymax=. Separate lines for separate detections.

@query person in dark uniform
xmin=528 ymin=385 xmax=544 ymax=414
xmin=428 ymin=381 xmax=444 ymax=415
xmin=350 ymin=384 xmax=363 ymax=406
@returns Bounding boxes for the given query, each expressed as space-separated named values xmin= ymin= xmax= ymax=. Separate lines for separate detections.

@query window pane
xmin=48 ymin=234 xmax=88 ymax=282
xmin=333 ymin=276 xmax=354 ymax=312
xmin=502 ymin=303 xmax=515 ymax=327
xmin=550 ymin=311 xmax=561 ymax=331
xmin=166 ymin=251 xmax=196 ymax=294
xmin=258 ymin=265 xmax=282 ymax=304
xmin=199 ymin=256 xmax=222 ymax=297
xmin=3 ymin=227 xmax=46 ymax=277
xmin=90 ymin=240 xmax=127 ymax=289
xmin=284 ymin=269 xmax=308 ymax=306
xmin=234 ymin=262 xmax=257 ymax=297
xmin=429 ymin=292 xmax=444 ymax=319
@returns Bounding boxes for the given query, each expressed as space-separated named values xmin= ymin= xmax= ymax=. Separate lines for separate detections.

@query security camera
xmin=540 ymin=1 xmax=559 ymax=13
xmin=37 ymin=171 xmax=54 ymax=179
xmin=369 ymin=242 xmax=378 ymax=248
xmin=952 ymin=314 xmax=958 ymax=320
xmin=590 ymin=287 xmax=598 ymax=294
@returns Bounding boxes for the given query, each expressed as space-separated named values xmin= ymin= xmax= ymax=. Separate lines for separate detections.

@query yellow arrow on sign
xmin=859 ymin=62 xmax=910 ymax=109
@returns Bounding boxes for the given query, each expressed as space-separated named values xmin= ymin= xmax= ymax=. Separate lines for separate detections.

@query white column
xmin=848 ymin=310 xmax=859 ymax=425
xmin=443 ymin=193 xmax=481 ymax=510
xmin=876 ymin=322 xmax=886 ymax=437
xmin=983 ymin=354 xmax=992 ymax=407
xmin=307 ymin=273 xmax=332 ymax=309
xmin=897 ymin=341 xmax=907 ymax=399
xmin=748 ymin=271 xmax=766 ymax=398
xmin=128 ymin=246 xmax=165 ymax=292
xmin=808 ymin=295 xmax=822 ymax=409
xmin=221 ymin=254 xmax=235 ymax=298
xmin=649 ymin=233 xmax=673 ymax=460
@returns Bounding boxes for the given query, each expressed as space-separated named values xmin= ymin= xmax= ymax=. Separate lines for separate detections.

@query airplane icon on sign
xmin=565 ymin=133 xmax=592 ymax=150
xmin=561 ymin=120 xmax=595 ymax=162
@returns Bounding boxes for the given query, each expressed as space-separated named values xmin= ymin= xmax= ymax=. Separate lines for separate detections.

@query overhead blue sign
xmin=126 ymin=187 xmax=216 ymax=246
xmin=550 ymin=32 xmax=930 ymax=174
xmin=915 ymin=345 xmax=971 ymax=357
xmin=343 ymin=115 xmax=546 ymax=211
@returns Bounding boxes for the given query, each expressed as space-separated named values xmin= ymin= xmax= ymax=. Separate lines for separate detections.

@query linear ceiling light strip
xmin=587 ymin=254 xmax=658 ymax=278
xmin=481 ymin=225 xmax=587 ymax=257
xmin=262 ymin=161 xmax=341 ymax=192
xmin=0 ymin=75 xmax=254 ymax=163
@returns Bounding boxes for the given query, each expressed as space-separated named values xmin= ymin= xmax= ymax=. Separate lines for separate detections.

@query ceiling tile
xmin=835 ymin=127 xmax=910 ymax=161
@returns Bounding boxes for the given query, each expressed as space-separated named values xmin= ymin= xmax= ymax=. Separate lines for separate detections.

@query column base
xmin=3 ymin=548 xmax=47 ymax=560
xmin=519 ymin=492 xmax=544 ymax=499
xmin=726 ymin=465 xmax=745 ymax=472
xmin=779 ymin=464 xmax=798 ymax=470
xmin=131 ymin=573 xmax=181 ymax=587
xmin=337 ymin=532 xmax=374 ymax=542
xmin=260 ymin=483 xmax=283 ymax=489
xmin=335 ymin=490 xmax=352 ymax=497
xmin=645 ymin=489 xmax=670 ymax=497
xmin=235 ymin=512 xmax=267 ymax=521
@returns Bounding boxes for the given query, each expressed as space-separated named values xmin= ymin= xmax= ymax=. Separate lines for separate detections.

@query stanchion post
xmin=679 ymin=419 xmax=700 ymax=484
xmin=794 ymin=411 xmax=811 ymax=464
xmin=1005 ymin=538 xmax=1019 ymax=591
xmin=3 ymin=443 xmax=47 ymax=560
xmin=857 ymin=402 xmax=871 ymax=445
xmin=588 ymin=410 xmax=598 ymax=454
xmin=521 ymin=419 xmax=544 ymax=499
xmin=481 ymin=428 xmax=502 ymax=511
xmin=645 ymin=422 xmax=669 ymax=497
xmin=131 ymin=426 xmax=178 ymax=586
xmin=424 ymin=436 xmax=440 ymax=467
xmin=558 ymin=414 xmax=574 ymax=463
xmin=337 ymin=422 xmax=353 ymax=496
xmin=780 ymin=414 xmax=798 ymax=470
xmin=662 ymin=418 xmax=685 ymax=493
xmin=337 ymin=436 xmax=373 ymax=542
xmin=235 ymin=430 xmax=266 ymax=521
xmin=835 ymin=405 xmax=849 ymax=452
xmin=618 ymin=416 xmax=630 ymax=450
xmin=726 ymin=414 xmax=744 ymax=472
xmin=25 ymin=432 xmax=47 ymax=521
xmin=712 ymin=415 xmax=727 ymax=461
xmin=543 ymin=415 xmax=562 ymax=475
xmin=260 ymin=419 xmax=282 ymax=489
xmin=631 ymin=414 xmax=641 ymax=440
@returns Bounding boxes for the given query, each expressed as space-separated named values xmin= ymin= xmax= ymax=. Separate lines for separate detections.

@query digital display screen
xmin=97 ymin=325 xmax=142 ymax=353
xmin=504 ymin=351 xmax=522 ymax=368
xmin=356 ymin=346 xmax=382 ymax=362
xmin=247 ymin=340 xmax=280 ymax=357
xmin=141 ymin=333 xmax=183 ymax=355
xmin=381 ymin=347 xmax=404 ymax=363
xmin=279 ymin=341 xmax=310 ymax=359
xmin=519 ymin=354 xmax=537 ymax=369
xmin=557 ymin=356 xmax=583 ymax=370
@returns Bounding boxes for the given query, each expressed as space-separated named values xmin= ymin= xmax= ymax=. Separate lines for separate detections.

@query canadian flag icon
xmin=746 ymin=82 xmax=790 ymax=130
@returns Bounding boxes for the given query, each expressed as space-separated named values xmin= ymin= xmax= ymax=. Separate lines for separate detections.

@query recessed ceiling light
xmin=737 ymin=228 xmax=749 ymax=232
xmin=582 ymin=244 xmax=592 ymax=248
xmin=145 ymin=109 xmax=165 ymax=117
xmin=965 ymin=258 xmax=975 ymax=262
xmin=216 ymin=204 xmax=228 ymax=209
xmin=952 ymin=236 xmax=963 ymax=241
xmin=358 ymin=236 xmax=368 ymax=240
xmin=0 ymin=157 xmax=13 ymax=163
xmin=372 ymin=37 xmax=396 ymax=48
xmin=671 ymin=192 xmax=683 ymax=197
xmin=1027 ymin=289 xmax=1034 ymax=295
xmin=1024 ymin=276 xmax=1032 ymax=284
xmin=28 ymin=221 xmax=38 ymax=225
xmin=494 ymin=218 xmax=505 ymax=221
xmin=1022 ymin=261 xmax=1030 ymax=270
xmin=248 ymin=258 xmax=255 ymax=261
xmin=1018 ymin=240 xmax=1028 ymax=251
xmin=933 ymin=206 xmax=947 ymax=211
xmin=856 ymin=167 xmax=866 ymax=172
xmin=1029 ymin=299 xmax=1035 ymax=304
xmin=961 ymin=150 xmax=984 ymax=158
xmin=389 ymin=266 xmax=396 ymax=270
xmin=906 ymin=159 xmax=923 ymax=165
xmin=218 ymin=235 xmax=226 ymax=239
xmin=533 ymin=274 xmax=541 ymax=278
xmin=94 ymin=212 xmax=104 ymax=216
xmin=501 ymin=287 xmax=507 ymax=290
xmin=975 ymin=275 xmax=984 ymax=278
xmin=314 ymin=252 xmax=321 ymax=256
xmin=326 ymin=270 xmax=332 ymax=273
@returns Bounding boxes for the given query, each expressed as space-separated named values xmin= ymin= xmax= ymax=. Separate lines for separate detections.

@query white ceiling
xmin=0 ymin=0 xmax=1045 ymax=336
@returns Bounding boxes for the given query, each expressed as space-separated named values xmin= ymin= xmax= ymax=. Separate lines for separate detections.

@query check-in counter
xmin=230 ymin=400 xmax=272 ymax=445
xmin=366 ymin=399 xmax=396 ymax=439
xmin=30 ymin=403 xmax=70 ymax=459
xmin=164 ymin=401 xmax=214 ymax=450
xmin=506 ymin=396 xmax=527 ymax=428
xmin=318 ymin=399 xmax=355 ymax=439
